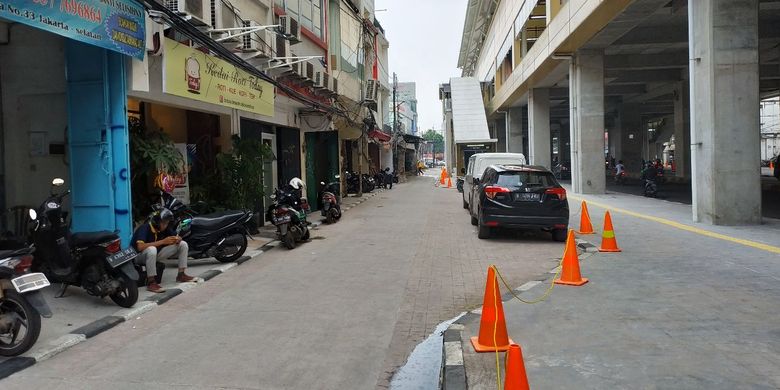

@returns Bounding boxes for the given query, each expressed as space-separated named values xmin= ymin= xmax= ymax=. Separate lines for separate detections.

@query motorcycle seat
xmin=71 ymin=231 xmax=119 ymax=247
xmin=0 ymin=247 xmax=33 ymax=258
xmin=191 ymin=211 xmax=246 ymax=230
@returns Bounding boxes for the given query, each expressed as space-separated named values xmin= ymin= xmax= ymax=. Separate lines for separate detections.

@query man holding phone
xmin=132 ymin=208 xmax=196 ymax=293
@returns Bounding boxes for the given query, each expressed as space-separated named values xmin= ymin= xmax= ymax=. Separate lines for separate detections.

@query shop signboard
xmin=0 ymin=0 xmax=146 ymax=59
xmin=163 ymin=38 xmax=274 ymax=117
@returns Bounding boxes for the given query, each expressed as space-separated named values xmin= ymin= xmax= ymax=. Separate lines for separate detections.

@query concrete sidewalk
xmin=454 ymin=190 xmax=780 ymax=389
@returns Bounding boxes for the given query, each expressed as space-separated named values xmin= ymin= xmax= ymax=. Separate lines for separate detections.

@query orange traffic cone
xmin=440 ymin=169 xmax=447 ymax=185
xmin=554 ymin=230 xmax=589 ymax=286
xmin=504 ymin=344 xmax=530 ymax=390
xmin=471 ymin=266 xmax=514 ymax=352
xmin=598 ymin=211 xmax=622 ymax=252
xmin=577 ymin=201 xmax=595 ymax=234
xmin=447 ymin=177 xmax=453 ymax=188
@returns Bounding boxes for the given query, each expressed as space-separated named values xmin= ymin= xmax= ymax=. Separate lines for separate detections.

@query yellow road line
xmin=569 ymin=195 xmax=780 ymax=255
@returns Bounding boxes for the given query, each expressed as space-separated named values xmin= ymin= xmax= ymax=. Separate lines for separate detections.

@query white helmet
xmin=289 ymin=177 xmax=304 ymax=190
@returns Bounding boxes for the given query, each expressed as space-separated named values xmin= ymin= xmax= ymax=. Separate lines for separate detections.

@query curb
xmin=439 ymin=241 xmax=598 ymax=389
xmin=0 ymin=188 xmax=381 ymax=380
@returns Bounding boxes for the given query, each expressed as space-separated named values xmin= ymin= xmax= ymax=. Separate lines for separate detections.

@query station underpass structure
xmin=457 ymin=0 xmax=780 ymax=225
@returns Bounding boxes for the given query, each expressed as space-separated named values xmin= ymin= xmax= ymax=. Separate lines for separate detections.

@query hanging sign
xmin=0 ymin=0 xmax=146 ymax=59
xmin=163 ymin=38 xmax=275 ymax=117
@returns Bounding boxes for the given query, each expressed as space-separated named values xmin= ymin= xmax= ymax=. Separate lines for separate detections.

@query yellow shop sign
xmin=163 ymin=38 xmax=274 ymax=116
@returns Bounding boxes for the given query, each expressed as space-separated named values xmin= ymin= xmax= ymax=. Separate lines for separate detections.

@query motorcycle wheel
xmin=215 ymin=233 xmax=248 ymax=263
xmin=283 ymin=232 xmax=296 ymax=249
xmin=326 ymin=211 xmax=335 ymax=224
xmin=109 ymin=274 xmax=139 ymax=308
xmin=0 ymin=289 xmax=42 ymax=356
xmin=302 ymin=226 xmax=310 ymax=241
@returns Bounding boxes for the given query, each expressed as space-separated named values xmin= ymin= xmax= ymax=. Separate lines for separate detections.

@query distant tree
xmin=422 ymin=129 xmax=444 ymax=154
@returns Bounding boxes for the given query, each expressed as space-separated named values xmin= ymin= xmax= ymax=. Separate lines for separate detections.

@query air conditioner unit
xmin=313 ymin=72 xmax=327 ymax=89
xmin=278 ymin=15 xmax=301 ymax=44
xmin=365 ymin=79 xmax=379 ymax=104
xmin=240 ymin=20 xmax=260 ymax=52
xmin=275 ymin=33 xmax=290 ymax=59
xmin=210 ymin=0 xmax=240 ymax=42
xmin=165 ymin=0 xmax=211 ymax=27
xmin=329 ymin=77 xmax=339 ymax=95
xmin=259 ymin=29 xmax=276 ymax=59
xmin=305 ymin=62 xmax=315 ymax=81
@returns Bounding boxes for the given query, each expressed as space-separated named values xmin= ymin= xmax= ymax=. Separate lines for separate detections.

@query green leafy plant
xmin=216 ymin=135 xmax=275 ymax=211
xmin=129 ymin=117 xmax=184 ymax=221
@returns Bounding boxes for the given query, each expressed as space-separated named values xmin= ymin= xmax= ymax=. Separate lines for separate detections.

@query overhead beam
xmin=604 ymin=52 xmax=688 ymax=70
xmin=606 ymin=69 xmax=683 ymax=83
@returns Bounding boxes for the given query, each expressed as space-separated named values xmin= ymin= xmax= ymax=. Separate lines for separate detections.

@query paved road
xmin=463 ymin=190 xmax=780 ymax=389
xmin=2 ymin=173 xmax=563 ymax=389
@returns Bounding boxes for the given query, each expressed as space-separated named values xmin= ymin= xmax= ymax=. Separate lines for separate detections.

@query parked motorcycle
xmin=320 ymin=178 xmax=342 ymax=224
xmin=29 ymin=179 xmax=139 ymax=308
xmin=345 ymin=171 xmax=375 ymax=193
xmin=0 ymin=246 xmax=52 ymax=356
xmin=362 ymin=174 xmax=376 ymax=193
xmin=157 ymin=192 xmax=253 ymax=263
xmin=266 ymin=187 xmax=310 ymax=249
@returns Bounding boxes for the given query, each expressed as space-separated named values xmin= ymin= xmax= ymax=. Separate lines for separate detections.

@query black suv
xmin=470 ymin=164 xmax=569 ymax=241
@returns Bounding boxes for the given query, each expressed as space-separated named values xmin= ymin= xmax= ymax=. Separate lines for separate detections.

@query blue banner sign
xmin=0 ymin=0 xmax=146 ymax=59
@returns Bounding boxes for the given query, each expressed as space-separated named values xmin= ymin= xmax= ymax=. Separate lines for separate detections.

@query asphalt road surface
xmin=2 ymin=172 xmax=563 ymax=389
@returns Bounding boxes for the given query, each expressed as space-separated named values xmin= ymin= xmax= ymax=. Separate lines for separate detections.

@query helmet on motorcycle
xmin=151 ymin=208 xmax=174 ymax=229
xmin=155 ymin=173 xmax=176 ymax=193
xmin=289 ymin=177 xmax=304 ymax=190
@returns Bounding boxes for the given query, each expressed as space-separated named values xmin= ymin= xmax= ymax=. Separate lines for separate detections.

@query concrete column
xmin=673 ymin=80 xmax=691 ymax=178
xmin=569 ymin=50 xmax=606 ymax=194
xmin=689 ymin=0 xmax=760 ymax=224
xmin=529 ymin=88 xmax=551 ymax=168
xmin=495 ymin=118 xmax=507 ymax=153
xmin=507 ymin=107 xmax=524 ymax=154
xmin=619 ymin=104 xmax=644 ymax=174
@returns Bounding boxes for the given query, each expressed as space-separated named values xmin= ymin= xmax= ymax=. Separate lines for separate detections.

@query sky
xmin=375 ymin=0 xmax=468 ymax=133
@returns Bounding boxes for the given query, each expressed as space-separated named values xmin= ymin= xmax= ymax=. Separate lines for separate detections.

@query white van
xmin=462 ymin=153 xmax=527 ymax=210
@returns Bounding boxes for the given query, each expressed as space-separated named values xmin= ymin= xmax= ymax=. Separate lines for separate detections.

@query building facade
xmin=456 ymin=0 xmax=779 ymax=225
xmin=1 ymin=0 xmax=391 ymax=243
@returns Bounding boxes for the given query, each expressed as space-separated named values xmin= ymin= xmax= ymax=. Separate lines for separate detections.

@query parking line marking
xmin=569 ymin=196 xmax=780 ymax=255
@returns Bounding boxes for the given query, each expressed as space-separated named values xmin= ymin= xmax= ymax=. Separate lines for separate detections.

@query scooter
xmin=157 ymin=192 xmax=253 ymax=263
xmin=267 ymin=187 xmax=310 ymax=249
xmin=29 ymin=179 xmax=139 ymax=308
xmin=644 ymin=178 xmax=658 ymax=198
xmin=614 ymin=171 xmax=627 ymax=185
xmin=320 ymin=178 xmax=342 ymax=224
xmin=0 ymin=246 xmax=52 ymax=356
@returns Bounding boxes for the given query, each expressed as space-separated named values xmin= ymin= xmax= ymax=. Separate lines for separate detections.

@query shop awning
xmin=402 ymin=134 xmax=425 ymax=144
xmin=369 ymin=129 xmax=392 ymax=142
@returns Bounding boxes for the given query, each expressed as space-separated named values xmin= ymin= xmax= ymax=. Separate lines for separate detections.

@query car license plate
xmin=106 ymin=247 xmax=137 ymax=268
xmin=11 ymin=273 xmax=50 ymax=293
xmin=514 ymin=193 xmax=541 ymax=201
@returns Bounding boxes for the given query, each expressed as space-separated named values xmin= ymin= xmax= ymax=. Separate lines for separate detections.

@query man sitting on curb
xmin=132 ymin=208 xmax=196 ymax=293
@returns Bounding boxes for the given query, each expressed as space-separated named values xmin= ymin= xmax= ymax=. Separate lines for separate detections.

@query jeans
xmin=135 ymin=241 xmax=189 ymax=277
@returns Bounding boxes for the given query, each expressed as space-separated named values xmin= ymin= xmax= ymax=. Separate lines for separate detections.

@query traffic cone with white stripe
xmin=576 ymin=201 xmax=595 ymax=234
xmin=598 ymin=211 xmax=622 ymax=252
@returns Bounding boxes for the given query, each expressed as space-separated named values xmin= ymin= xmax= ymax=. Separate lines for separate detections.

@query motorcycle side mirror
xmin=270 ymin=194 xmax=277 ymax=200
xmin=52 ymin=178 xmax=65 ymax=186
xmin=28 ymin=209 xmax=37 ymax=220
